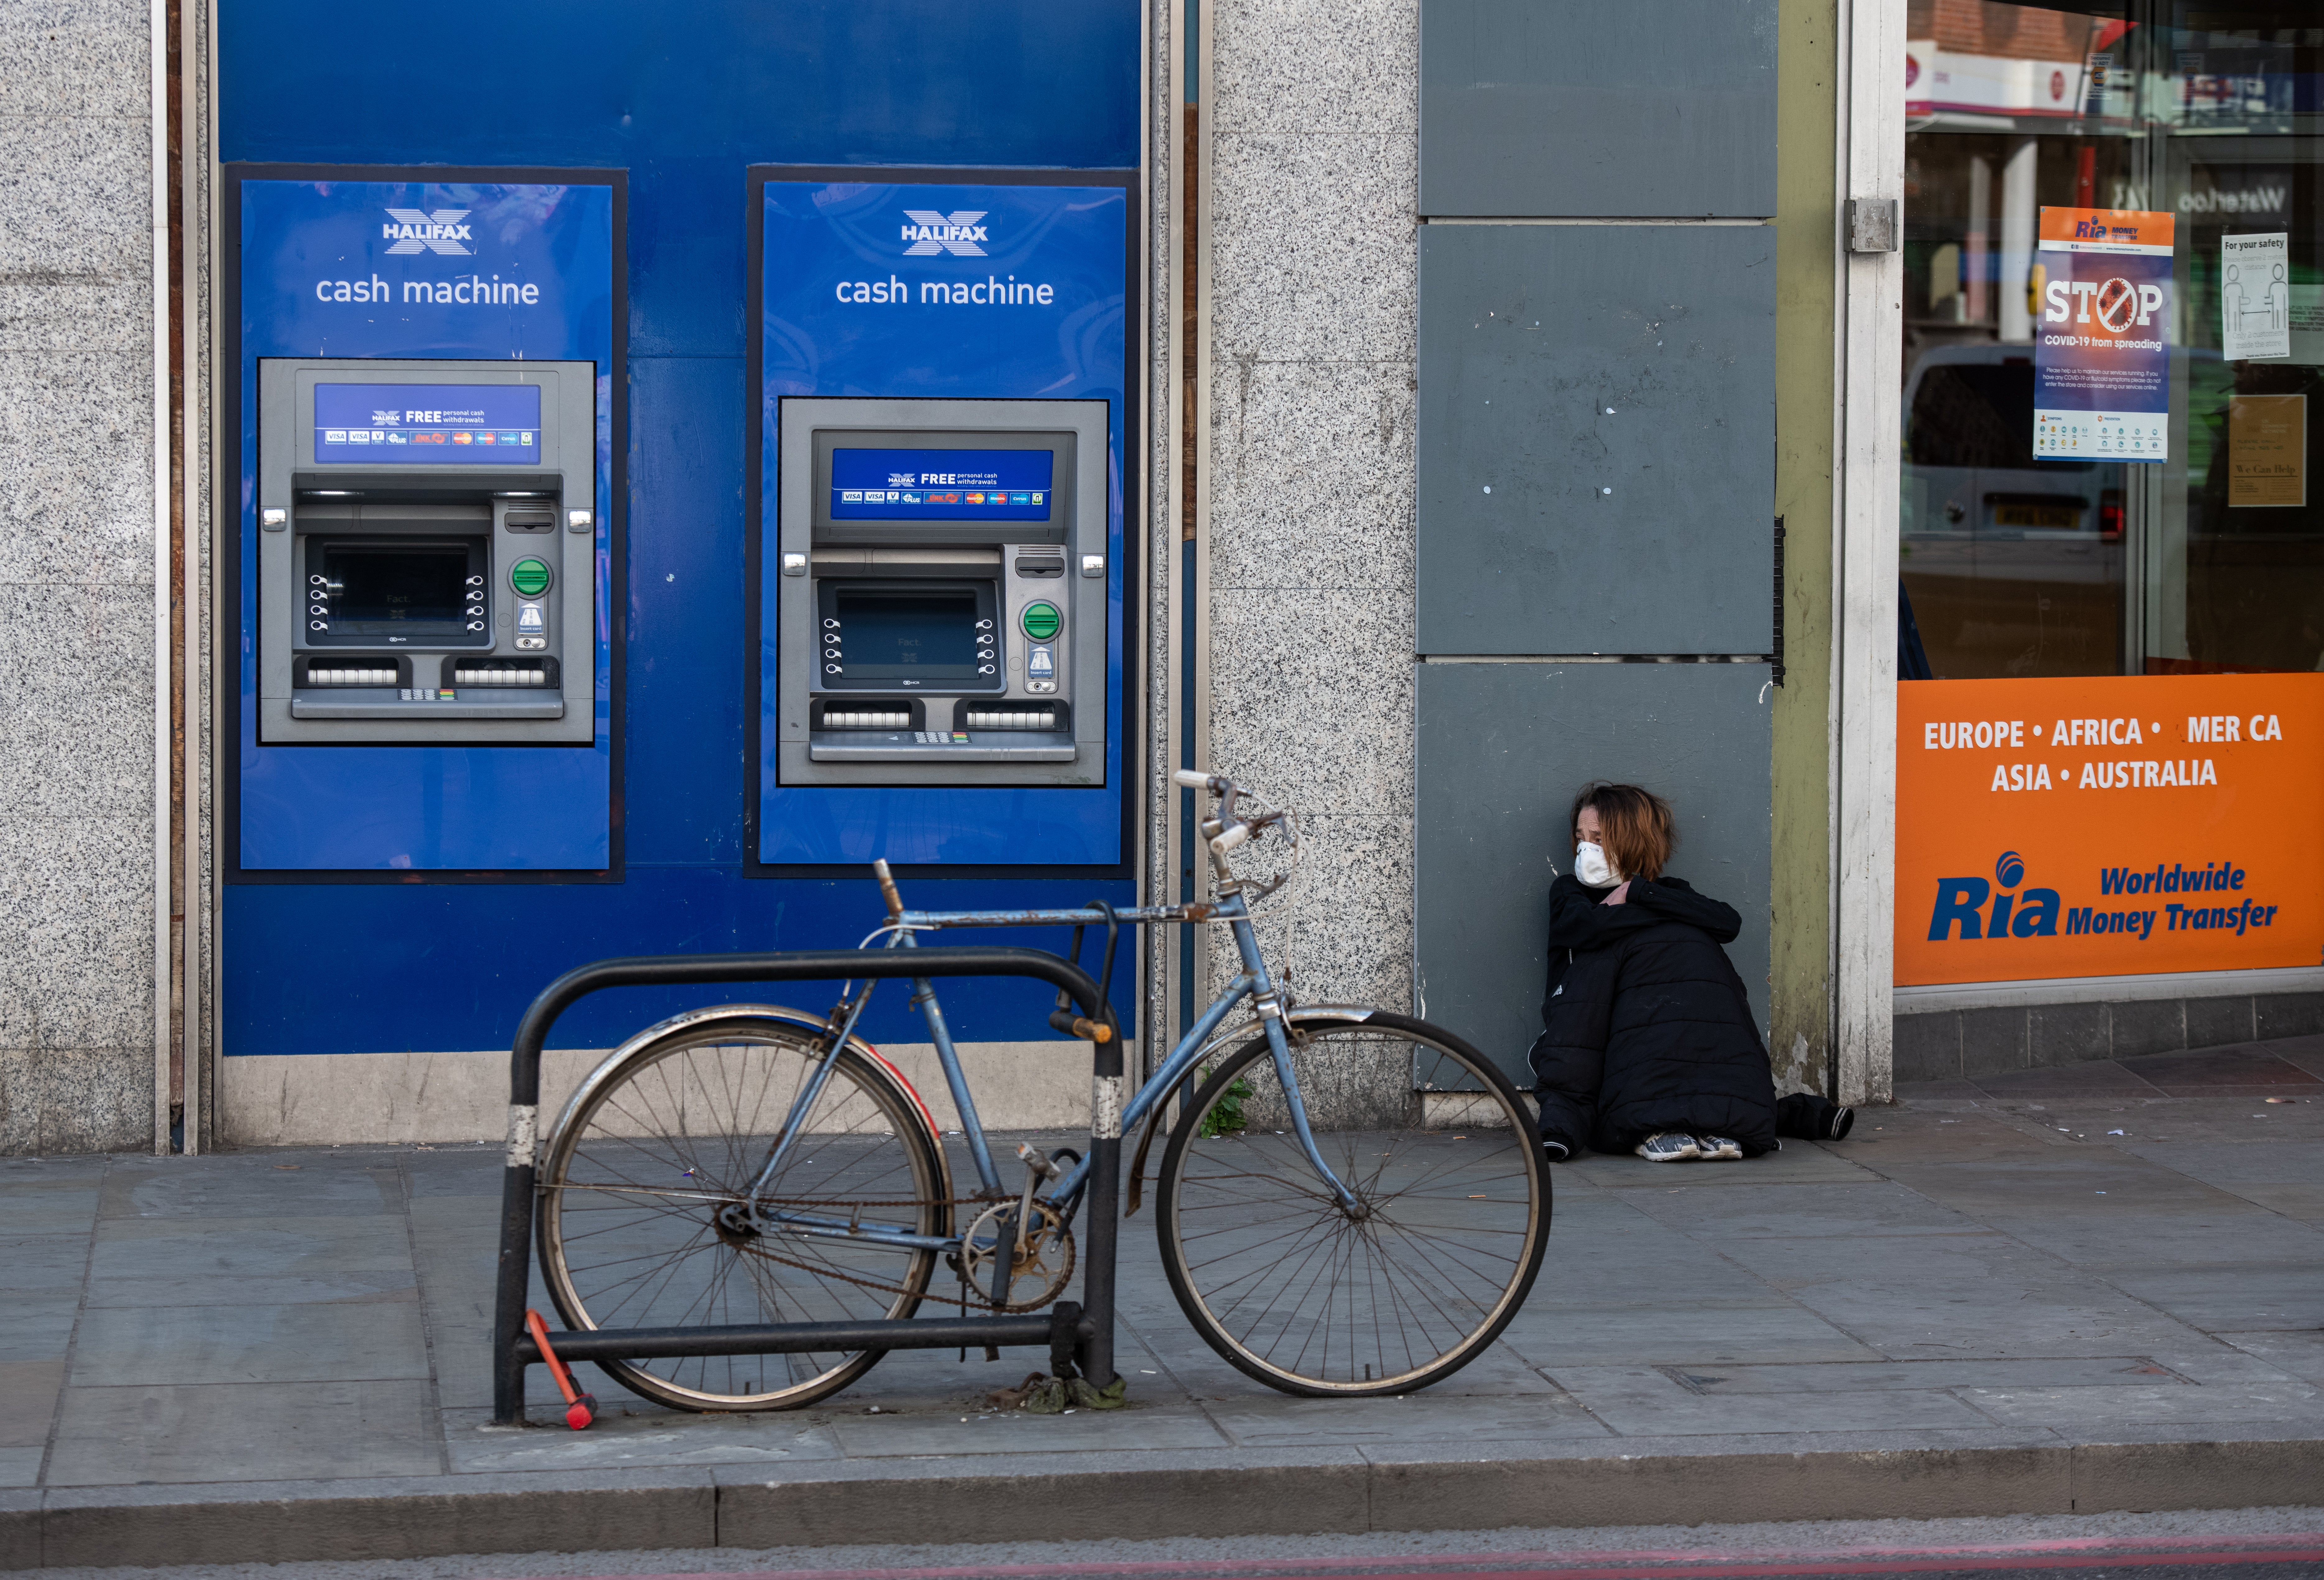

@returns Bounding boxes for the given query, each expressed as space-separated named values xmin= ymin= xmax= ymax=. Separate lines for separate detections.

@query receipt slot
xmin=255 ymin=358 xmax=596 ymax=744
xmin=774 ymin=397 xmax=1107 ymax=787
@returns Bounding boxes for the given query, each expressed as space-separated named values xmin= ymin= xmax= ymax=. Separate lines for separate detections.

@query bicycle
xmin=532 ymin=770 xmax=1551 ymax=1409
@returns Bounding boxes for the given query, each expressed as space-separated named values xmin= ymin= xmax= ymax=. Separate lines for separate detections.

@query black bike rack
xmin=492 ymin=946 xmax=1119 ymax=1426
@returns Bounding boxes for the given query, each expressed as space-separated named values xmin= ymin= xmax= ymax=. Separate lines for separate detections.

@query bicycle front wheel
xmin=538 ymin=1011 xmax=948 ymax=1411
xmin=1155 ymin=1011 xmax=1549 ymax=1396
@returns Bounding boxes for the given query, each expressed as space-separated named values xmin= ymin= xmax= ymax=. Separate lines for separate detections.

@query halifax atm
xmin=222 ymin=163 xmax=1134 ymax=1076
xmin=255 ymin=360 xmax=596 ymax=744
xmin=751 ymin=172 xmax=1134 ymax=869
xmin=773 ymin=397 xmax=1108 ymax=785
xmin=230 ymin=174 xmax=617 ymax=875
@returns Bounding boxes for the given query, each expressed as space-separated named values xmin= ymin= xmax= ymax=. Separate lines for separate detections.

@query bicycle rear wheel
xmin=1155 ymin=1011 xmax=1549 ymax=1395
xmin=538 ymin=1010 xmax=948 ymax=1410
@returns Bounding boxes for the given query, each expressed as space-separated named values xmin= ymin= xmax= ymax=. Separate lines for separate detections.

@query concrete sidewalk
xmin=4 ymin=1037 xmax=2322 ymax=1569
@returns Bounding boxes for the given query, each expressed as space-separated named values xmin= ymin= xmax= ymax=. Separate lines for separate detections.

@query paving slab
xmin=1498 ymin=1300 xmax=1886 ymax=1368
xmin=1197 ymin=1387 xmax=1607 ymax=1447
xmin=0 ymin=1234 xmax=89 ymax=1295
xmin=2 ymin=1041 xmax=2323 ymax=1564
xmin=1963 ymin=1378 xmax=2324 ymax=1430
xmin=2217 ymin=1328 xmax=2324 ymax=1383
xmin=97 ymin=1156 xmax=404 ymax=1220
xmin=85 ymin=1215 xmax=417 ymax=1307
xmin=44 ymin=1378 xmax=442 ymax=1486
xmin=65 ymin=1300 xmax=432 ymax=1385
xmin=1644 ymin=1356 xmax=2200 ymax=1393
xmin=0 ymin=1168 xmax=104 ymax=1234
xmin=0 ymin=1362 xmax=63 ymax=1450
xmin=0 ymin=1299 xmax=78 ymax=1365
xmin=1544 ymin=1365 xmax=1996 ymax=1435
xmin=2103 ymin=1263 xmax=2324 ymax=1330
xmin=439 ymin=1407 xmax=843 ymax=1475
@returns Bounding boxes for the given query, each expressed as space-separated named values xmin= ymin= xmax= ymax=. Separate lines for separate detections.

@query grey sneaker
xmin=1635 ymin=1132 xmax=1700 ymax=1163
xmin=1695 ymin=1135 xmax=1743 ymax=1161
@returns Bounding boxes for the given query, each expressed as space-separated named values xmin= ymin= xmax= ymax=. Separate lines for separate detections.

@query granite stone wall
xmin=0 ymin=3 xmax=158 ymax=1152
xmin=1203 ymin=0 xmax=1419 ymax=1041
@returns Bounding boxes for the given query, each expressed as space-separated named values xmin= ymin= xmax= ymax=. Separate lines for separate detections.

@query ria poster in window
xmin=1895 ymin=675 xmax=2324 ymax=986
xmin=2032 ymin=207 xmax=2174 ymax=463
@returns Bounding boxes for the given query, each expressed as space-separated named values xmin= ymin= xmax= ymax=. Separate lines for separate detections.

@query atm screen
xmin=320 ymin=541 xmax=477 ymax=634
xmin=828 ymin=448 xmax=1053 ymax=521
xmin=313 ymin=383 xmax=542 ymax=465
xmin=831 ymin=588 xmax=984 ymax=680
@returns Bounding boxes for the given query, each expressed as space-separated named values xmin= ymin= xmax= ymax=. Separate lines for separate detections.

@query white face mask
xmin=1574 ymin=841 xmax=1622 ymax=889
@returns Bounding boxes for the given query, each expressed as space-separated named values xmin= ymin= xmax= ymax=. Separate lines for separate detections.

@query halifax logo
xmin=902 ymin=210 xmax=989 ymax=257
xmin=383 ymin=208 xmax=474 ymax=256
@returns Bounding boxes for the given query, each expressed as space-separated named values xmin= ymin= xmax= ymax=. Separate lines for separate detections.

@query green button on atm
xmin=510 ymin=557 xmax=551 ymax=597
xmin=1020 ymin=601 xmax=1061 ymax=641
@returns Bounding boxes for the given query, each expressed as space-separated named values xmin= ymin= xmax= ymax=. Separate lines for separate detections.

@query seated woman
xmin=1527 ymin=782 xmax=1782 ymax=1163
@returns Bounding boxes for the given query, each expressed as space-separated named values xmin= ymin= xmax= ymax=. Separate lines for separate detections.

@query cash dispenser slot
xmin=295 ymin=656 xmax=411 ymax=688
xmin=811 ymin=699 xmax=925 ymax=731
xmin=451 ymin=657 xmax=561 ymax=688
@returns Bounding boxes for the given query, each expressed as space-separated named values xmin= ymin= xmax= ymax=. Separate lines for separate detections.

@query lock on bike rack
xmin=491 ymin=945 xmax=1119 ymax=1427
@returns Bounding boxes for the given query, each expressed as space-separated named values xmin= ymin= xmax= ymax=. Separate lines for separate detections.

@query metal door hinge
xmin=1846 ymin=198 xmax=1899 ymax=254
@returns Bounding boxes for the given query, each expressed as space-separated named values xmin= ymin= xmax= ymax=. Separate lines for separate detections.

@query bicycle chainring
xmin=956 ymin=1200 xmax=1076 ymax=1312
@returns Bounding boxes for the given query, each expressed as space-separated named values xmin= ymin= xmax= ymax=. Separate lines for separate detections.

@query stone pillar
xmin=1202 ymin=0 xmax=1419 ymax=1027
xmin=0 ymin=2 xmax=162 ymax=1152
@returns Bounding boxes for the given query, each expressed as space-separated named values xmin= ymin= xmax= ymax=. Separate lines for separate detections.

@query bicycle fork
xmin=1227 ymin=914 xmax=1362 ymax=1214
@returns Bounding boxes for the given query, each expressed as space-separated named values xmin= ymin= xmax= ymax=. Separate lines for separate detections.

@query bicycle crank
xmin=956 ymin=1199 xmax=1075 ymax=1312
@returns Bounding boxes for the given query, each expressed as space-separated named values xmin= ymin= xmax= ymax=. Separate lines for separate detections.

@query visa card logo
xmin=901 ymin=209 xmax=988 ymax=257
xmin=383 ymin=208 xmax=474 ymax=256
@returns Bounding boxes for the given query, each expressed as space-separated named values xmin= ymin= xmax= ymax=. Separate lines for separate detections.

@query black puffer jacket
xmin=1528 ymin=873 xmax=1778 ymax=1157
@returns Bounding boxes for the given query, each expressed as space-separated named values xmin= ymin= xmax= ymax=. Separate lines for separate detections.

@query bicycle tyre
xmin=538 ymin=1008 xmax=948 ymax=1410
xmin=1154 ymin=1010 xmax=1549 ymax=1396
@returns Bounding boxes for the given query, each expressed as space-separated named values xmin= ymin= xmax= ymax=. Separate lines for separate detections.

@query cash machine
xmin=229 ymin=174 xmax=616 ymax=875
xmin=751 ymin=173 xmax=1134 ymax=868
xmin=772 ymin=397 xmax=1108 ymax=785
xmin=255 ymin=359 xmax=596 ymax=744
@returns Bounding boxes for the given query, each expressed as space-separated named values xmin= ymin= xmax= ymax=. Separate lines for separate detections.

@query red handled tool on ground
xmin=525 ymin=1309 xmax=597 ymax=1429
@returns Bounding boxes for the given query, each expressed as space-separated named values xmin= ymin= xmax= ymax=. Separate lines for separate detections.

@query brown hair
xmin=1570 ymin=782 xmax=1675 ymax=882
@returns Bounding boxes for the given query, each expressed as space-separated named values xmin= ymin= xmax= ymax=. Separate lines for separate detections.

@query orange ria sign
xmin=1895 ymin=675 xmax=2324 ymax=986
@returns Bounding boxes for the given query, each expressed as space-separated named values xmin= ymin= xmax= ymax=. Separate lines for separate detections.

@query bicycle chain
xmin=726 ymin=1190 xmax=1069 ymax=1313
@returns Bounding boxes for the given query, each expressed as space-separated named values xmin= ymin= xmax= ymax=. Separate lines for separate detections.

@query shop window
xmin=1901 ymin=1 xmax=2324 ymax=679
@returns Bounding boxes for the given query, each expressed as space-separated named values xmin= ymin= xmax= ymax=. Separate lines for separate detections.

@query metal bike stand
xmin=492 ymin=945 xmax=1120 ymax=1426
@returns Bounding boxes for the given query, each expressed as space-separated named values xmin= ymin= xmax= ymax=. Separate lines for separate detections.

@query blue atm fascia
xmin=225 ymin=169 xmax=623 ymax=876
xmin=748 ymin=168 xmax=1137 ymax=872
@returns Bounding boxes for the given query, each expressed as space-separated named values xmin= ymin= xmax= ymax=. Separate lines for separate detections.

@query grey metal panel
xmin=1416 ymin=225 xmax=1775 ymax=656
xmin=1414 ymin=661 xmax=1771 ymax=1091
xmin=1419 ymin=0 xmax=1776 ymax=218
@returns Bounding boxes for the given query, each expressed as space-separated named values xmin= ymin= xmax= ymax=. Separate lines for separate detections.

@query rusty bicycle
xmin=525 ymin=770 xmax=1550 ymax=1410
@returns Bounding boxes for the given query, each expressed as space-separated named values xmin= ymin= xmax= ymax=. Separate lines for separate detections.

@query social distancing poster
xmin=1895 ymin=674 xmax=2324 ymax=986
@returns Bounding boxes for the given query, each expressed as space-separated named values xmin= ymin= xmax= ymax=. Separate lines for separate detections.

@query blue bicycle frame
xmin=736 ymin=884 xmax=1359 ymax=1261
